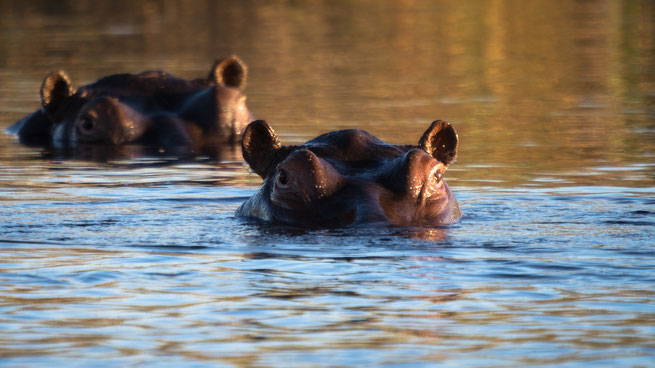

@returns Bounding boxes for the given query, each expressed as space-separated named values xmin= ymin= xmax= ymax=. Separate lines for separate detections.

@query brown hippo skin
xmin=6 ymin=56 xmax=253 ymax=149
xmin=236 ymin=120 xmax=462 ymax=227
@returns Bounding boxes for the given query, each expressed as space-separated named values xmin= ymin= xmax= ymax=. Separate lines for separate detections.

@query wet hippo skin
xmin=236 ymin=120 xmax=462 ymax=227
xmin=6 ymin=56 xmax=253 ymax=150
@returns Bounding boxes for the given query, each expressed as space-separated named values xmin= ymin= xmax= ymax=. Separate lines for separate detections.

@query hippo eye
xmin=434 ymin=169 xmax=443 ymax=183
xmin=276 ymin=169 xmax=290 ymax=187
xmin=79 ymin=116 xmax=95 ymax=133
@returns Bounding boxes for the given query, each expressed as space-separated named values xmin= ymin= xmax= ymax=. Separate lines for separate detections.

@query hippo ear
xmin=210 ymin=55 xmax=247 ymax=89
xmin=40 ymin=71 xmax=76 ymax=121
xmin=242 ymin=120 xmax=282 ymax=178
xmin=418 ymin=120 xmax=458 ymax=166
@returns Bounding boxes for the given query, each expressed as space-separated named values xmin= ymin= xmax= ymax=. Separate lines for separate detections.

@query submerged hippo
xmin=236 ymin=120 xmax=461 ymax=227
xmin=7 ymin=56 xmax=252 ymax=150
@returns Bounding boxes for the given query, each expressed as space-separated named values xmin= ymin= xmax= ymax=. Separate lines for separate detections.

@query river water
xmin=1 ymin=1 xmax=654 ymax=366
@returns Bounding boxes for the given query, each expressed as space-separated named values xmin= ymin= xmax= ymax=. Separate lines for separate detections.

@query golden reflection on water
xmin=0 ymin=0 xmax=653 ymax=188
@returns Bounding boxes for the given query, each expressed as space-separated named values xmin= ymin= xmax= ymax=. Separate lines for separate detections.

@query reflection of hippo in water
xmin=7 ymin=56 xmax=252 ymax=150
xmin=236 ymin=120 xmax=461 ymax=227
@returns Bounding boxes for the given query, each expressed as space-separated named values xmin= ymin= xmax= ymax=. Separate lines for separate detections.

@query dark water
xmin=1 ymin=1 xmax=654 ymax=366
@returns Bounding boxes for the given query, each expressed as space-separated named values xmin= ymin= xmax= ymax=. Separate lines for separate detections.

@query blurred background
xmin=0 ymin=0 xmax=653 ymax=187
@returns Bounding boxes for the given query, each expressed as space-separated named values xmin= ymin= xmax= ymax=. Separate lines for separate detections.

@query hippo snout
xmin=270 ymin=149 xmax=344 ymax=210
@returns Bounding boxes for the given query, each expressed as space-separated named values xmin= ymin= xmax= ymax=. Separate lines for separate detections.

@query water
xmin=1 ymin=1 xmax=654 ymax=366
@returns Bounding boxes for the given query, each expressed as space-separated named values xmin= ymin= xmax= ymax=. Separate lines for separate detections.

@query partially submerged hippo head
xmin=8 ymin=56 xmax=253 ymax=149
xmin=236 ymin=120 xmax=461 ymax=227
xmin=177 ymin=57 xmax=252 ymax=145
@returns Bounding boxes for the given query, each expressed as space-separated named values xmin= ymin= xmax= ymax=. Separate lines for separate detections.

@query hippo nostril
xmin=276 ymin=169 xmax=290 ymax=187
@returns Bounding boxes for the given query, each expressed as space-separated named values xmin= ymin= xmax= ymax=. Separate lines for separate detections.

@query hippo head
xmin=12 ymin=56 xmax=252 ymax=148
xmin=179 ymin=56 xmax=253 ymax=144
xmin=38 ymin=70 xmax=154 ymax=145
xmin=236 ymin=120 xmax=461 ymax=227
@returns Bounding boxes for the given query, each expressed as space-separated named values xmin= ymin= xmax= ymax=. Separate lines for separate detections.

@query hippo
xmin=6 ymin=56 xmax=253 ymax=150
xmin=236 ymin=120 xmax=461 ymax=227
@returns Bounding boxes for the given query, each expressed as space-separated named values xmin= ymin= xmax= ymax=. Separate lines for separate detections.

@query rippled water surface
xmin=1 ymin=1 xmax=654 ymax=366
